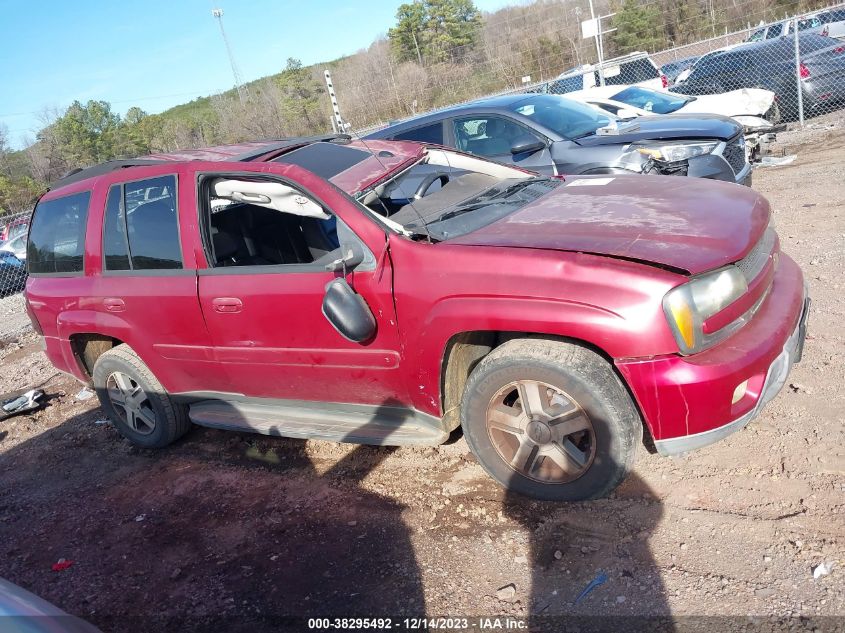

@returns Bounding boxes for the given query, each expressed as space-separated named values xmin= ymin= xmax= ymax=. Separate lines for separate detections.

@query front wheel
xmin=460 ymin=339 xmax=642 ymax=501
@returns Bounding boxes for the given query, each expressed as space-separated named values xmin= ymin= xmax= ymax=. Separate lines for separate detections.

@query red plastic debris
xmin=51 ymin=559 xmax=74 ymax=572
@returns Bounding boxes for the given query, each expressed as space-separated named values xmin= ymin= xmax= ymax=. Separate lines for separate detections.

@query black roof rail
xmin=233 ymin=134 xmax=352 ymax=161
xmin=50 ymin=159 xmax=169 ymax=189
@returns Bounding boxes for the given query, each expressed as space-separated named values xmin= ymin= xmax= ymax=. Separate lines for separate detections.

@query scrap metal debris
xmin=758 ymin=155 xmax=797 ymax=168
xmin=0 ymin=389 xmax=45 ymax=419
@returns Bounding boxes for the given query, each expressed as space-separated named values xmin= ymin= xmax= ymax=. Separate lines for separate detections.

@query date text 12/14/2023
xmin=307 ymin=617 xmax=527 ymax=630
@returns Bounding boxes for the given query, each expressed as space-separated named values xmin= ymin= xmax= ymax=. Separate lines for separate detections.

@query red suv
xmin=25 ymin=136 xmax=808 ymax=500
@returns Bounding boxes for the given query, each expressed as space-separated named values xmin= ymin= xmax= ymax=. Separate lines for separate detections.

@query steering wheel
xmin=414 ymin=172 xmax=451 ymax=199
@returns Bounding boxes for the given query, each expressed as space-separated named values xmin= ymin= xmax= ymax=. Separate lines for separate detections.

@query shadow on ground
xmin=1 ymin=391 xmax=672 ymax=632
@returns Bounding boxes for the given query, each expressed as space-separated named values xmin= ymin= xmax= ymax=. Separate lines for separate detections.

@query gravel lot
xmin=0 ymin=114 xmax=843 ymax=633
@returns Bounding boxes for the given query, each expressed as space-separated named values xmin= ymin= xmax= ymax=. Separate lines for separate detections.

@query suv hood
xmin=448 ymin=175 xmax=769 ymax=275
xmin=574 ymin=113 xmax=742 ymax=146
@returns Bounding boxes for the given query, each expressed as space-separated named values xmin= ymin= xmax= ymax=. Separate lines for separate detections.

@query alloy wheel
xmin=485 ymin=379 xmax=596 ymax=484
xmin=106 ymin=372 xmax=156 ymax=436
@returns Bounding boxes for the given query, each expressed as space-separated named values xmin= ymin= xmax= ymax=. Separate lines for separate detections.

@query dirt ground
xmin=0 ymin=114 xmax=843 ymax=633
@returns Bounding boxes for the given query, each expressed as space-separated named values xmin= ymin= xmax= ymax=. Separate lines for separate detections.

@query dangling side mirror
xmin=321 ymin=278 xmax=377 ymax=343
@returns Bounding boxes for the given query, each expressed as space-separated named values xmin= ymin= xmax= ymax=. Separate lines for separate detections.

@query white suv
xmin=746 ymin=16 xmax=826 ymax=41
xmin=544 ymin=52 xmax=666 ymax=95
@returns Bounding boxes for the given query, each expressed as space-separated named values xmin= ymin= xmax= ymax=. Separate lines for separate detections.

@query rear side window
xmin=548 ymin=75 xmax=583 ymax=94
xmin=103 ymin=175 xmax=182 ymax=271
xmin=28 ymin=191 xmax=91 ymax=274
xmin=393 ymin=122 xmax=444 ymax=145
xmin=766 ymin=23 xmax=783 ymax=38
xmin=103 ymin=185 xmax=131 ymax=270
xmin=596 ymin=58 xmax=659 ymax=86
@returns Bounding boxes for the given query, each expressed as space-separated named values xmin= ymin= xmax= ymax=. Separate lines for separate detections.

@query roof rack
xmin=233 ymin=134 xmax=352 ymax=161
xmin=50 ymin=159 xmax=169 ymax=189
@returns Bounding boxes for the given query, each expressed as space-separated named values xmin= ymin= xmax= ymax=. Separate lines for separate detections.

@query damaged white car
xmin=567 ymin=84 xmax=780 ymax=162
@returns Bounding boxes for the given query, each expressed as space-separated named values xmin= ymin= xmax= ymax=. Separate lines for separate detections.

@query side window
xmin=618 ymin=58 xmax=660 ymax=84
xmin=547 ymin=75 xmax=583 ymax=94
xmin=27 ymin=191 xmax=91 ymax=274
xmin=204 ymin=177 xmax=351 ymax=269
xmin=452 ymin=116 xmax=539 ymax=157
xmin=393 ymin=122 xmax=444 ymax=145
xmin=748 ymin=29 xmax=765 ymax=42
xmin=111 ymin=175 xmax=182 ymax=271
xmin=103 ymin=185 xmax=131 ymax=270
xmin=688 ymin=54 xmax=731 ymax=83
xmin=766 ymin=23 xmax=783 ymax=38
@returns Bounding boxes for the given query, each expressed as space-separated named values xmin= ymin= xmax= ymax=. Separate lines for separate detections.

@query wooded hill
xmin=0 ymin=0 xmax=831 ymax=214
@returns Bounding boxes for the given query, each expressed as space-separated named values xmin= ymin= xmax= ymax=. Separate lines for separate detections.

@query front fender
xmin=406 ymin=295 xmax=628 ymax=416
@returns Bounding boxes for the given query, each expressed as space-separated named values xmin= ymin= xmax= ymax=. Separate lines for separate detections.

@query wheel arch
xmin=69 ymin=333 xmax=127 ymax=380
xmin=439 ymin=330 xmax=623 ymax=431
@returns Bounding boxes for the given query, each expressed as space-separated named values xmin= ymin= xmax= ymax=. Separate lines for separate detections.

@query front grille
xmin=721 ymin=136 xmax=747 ymax=175
xmin=735 ymin=228 xmax=776 ymax=283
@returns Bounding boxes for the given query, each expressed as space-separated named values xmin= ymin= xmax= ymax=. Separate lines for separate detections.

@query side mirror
xmin=510 ymin=138 xmax=546 ymax=155
xmin=617 ymin=108 xmax=641 ymax=119
xmin=322 ymin=278 xmax=377 ymax=343
xmin=324 ymin=242 xmax=366 ymax=273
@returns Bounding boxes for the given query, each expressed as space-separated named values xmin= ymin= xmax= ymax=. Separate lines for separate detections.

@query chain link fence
xmin=0 ymin=210 xmax=30 ymax=299
xmin=344 ymin=2 xmax=845 ymax=136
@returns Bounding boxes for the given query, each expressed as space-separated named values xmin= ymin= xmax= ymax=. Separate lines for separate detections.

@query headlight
xmin=637 ymin=141 xmax=718 ymax=162
xmin=663 ymin=266 xmax=748 ymax=354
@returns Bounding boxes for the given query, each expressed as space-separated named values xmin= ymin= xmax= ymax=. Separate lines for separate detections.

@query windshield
xmin=508 ymin=95 xmax=614 ymax=140
xmin=610 ymin=86 xmax=692 ymax=114
xmin=357 ymin=148 xmax=554 ymax=241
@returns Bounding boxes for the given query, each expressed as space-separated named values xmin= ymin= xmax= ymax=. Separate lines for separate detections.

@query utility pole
xmin=324 ymin=70 xmax=347 ymax=133
xmin=582 ymin=0 xmax=616 ymax=87
xmin=212 ymin=8 xmax=249 ymax=103
xmin=411 ymin=31 xmax=423 ymax=65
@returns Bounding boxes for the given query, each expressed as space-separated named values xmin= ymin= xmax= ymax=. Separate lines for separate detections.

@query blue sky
xmin=0 ymin=0 xmax=514 ymax=148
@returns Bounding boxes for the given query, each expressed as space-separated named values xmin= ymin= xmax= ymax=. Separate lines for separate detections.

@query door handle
xmin=212 ymin=297 xmax=243 ymax=313
xmin=103 ymin=297 xmax=125 ymax=312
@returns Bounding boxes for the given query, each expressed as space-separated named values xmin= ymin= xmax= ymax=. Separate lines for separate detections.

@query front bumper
xmin=616 ymin=253 xmax=806 ymax=455
xmin=653 ymin=293 xmax=808 ymax=456
xmin=685 ymin=152 xmax=751 ymax=186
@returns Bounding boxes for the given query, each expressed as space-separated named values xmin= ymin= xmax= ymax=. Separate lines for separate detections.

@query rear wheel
xmin=460 ymin=339 xmax=641 ymax=501
xmin=92 ymin=344 xmax=191 ymax=448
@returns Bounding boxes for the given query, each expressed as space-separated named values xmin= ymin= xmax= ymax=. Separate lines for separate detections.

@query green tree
xmin=116 ymin=107 xmax=164 ymax=156
xmin=276 ymin=58 xmax=323 ymax=130
xmin=45 ymin=100 xmax=121 ymax=166
xmin=611 ymin=0 xmax=667 ymax=55
xmin=388 ymin=0 xmax=481 ymax=64
xmin=0 ymin=174 xmax=43 ymax=213
xmin=389 ymin=1 xmax=429 ymax=64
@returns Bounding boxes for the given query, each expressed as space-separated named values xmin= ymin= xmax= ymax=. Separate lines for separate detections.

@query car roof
xmin=50 ymin=135 xmax=352 ymax=189
xmin=44 ymin=136 xmax=426 ymax=200
xmin=367 ymin=93 xmax=542 ymax=135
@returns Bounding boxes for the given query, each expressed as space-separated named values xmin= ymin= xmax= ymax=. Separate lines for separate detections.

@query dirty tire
xmin=92 ymin=344 xmax=191 ymax=448
xmin=460 ymin=338 xmax=641 ymax=501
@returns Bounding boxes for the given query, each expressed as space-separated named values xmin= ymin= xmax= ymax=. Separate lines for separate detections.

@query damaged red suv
xmin=25 ymin=136 xmax=808 ymax=500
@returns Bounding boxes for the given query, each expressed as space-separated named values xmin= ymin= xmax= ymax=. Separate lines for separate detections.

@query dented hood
xmin=680 ymin=89 xmax=776 ymax=118
xmin=448 ymin=175 xmax=770 ymax=275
